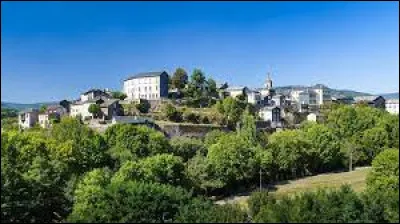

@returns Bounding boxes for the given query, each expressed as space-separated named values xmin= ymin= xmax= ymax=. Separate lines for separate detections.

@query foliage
xmin=88 ymin=103 xmax=101 ymax=118
xmin=207 ymin=134 xmax=258 ymax=190
xmin=186 ymin=154 xmax=224 ymax=195
xmin=302 ymin=123 xmax=344 ymax=173
xmin=161 ymin=103 xmax=183 ymax=122
xmin=135 ymin=99 xmax=151 ymax=113
xmin=170 ymin=136 xmax=207 ymax=161
xmin=204 ymin=129 xmax=225 ymax=147
xmin=49 ymin=117 xmax=111 ymax=175
xmin=253 ymin=185 xmax=366 ymax=223
xmin=171 ymin=67 xmax=188 ymax=90
xmin=59 ymin=99 xmax=71 ymax=112
xmin=39 ymin=104 xmax=47 ymax=113
xmin=367 ymin=149 xmax=399 ymax=193
xmin=1 ymin=131 xmax=70 ymax=223
xmin=112 ymin=154 xmax=186 ymax=186
xmin=111 ymin=91 xmax=127 ymax=100
xmin=215 ymin=96 xmax=247 ymax=129
xmin=104 ymin=124 xmax=170 ymax=165
xmin=1 ymin=107 xmax=18 ymax=119
xmin=267 ymin=130 xmax=311 ymax=180
xmin=175 ymin=199 xmax=248 ymax=223
xmin=68 ymin=179 xmax=192 ymax=223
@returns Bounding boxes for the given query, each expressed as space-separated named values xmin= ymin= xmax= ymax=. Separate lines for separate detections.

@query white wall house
xmin=70 ymin=101 xmax=93 ymax=120
xmin=385 ymin=99 xmax=399 ymax=114
xmin=123 ymin=71 xmax=169 ymax=101
xmin=80 ymin=89 xmax=111 ymax=102
xmin=224 ymin=86 xmax=250 ymax=99
xmin=258 ymin=106 xmax=282 ymax=128
xmin=38 ymin=114 xmax=51 ymax=129
xmin=18 ymin=109 xmax=39 ymax=129
xmin=247 ymin=90 xmax=262 ymax=105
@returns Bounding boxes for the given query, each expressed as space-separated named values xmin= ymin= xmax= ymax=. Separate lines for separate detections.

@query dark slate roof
xmin=124 ymin=71 xmax=168 ymax=81
xmin=82 ymin=89 xmax=106 ymax=95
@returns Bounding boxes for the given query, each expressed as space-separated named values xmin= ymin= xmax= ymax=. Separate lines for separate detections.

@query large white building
xmin=385 ymin=99 xmax=399 ymax=114
xmin=123 ymin=71 xmax=169 ymax=101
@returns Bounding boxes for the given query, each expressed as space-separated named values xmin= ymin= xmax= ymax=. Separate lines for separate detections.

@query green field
xmin=216 ymin=167 xmax=371 ymax=208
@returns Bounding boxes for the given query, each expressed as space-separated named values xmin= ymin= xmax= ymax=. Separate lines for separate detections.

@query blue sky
xmin=1 ymin=1 xmax=399 ymax=103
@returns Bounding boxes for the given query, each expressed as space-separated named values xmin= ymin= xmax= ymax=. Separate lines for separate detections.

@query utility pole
xmin=349 ymin=146 xmax=353 ymax=171
xmin=259 ymin=168 xmax=262 ymax=191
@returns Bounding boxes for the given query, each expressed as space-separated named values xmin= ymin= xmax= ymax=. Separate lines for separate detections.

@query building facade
xmin=123 ymin=71 xmax=169 ymax=101
xmin=385 ymin=99 xmax=399 ymax=114
xmin=258 ymin=106 xmax=282 ymax=128
xmin=18 ymin=109 xmax=39 ymax=129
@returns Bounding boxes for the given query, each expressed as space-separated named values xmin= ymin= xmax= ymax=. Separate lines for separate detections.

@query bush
xmin=248 ymin=190 xmax=274 ymax=218
xmin=68 ymin=180 xmax=192 ymax=223
xmin=136 ymin=100 xmax=151 ymax=113
xmin=162 ymin=103 xmax=182 ymax=122
xmin=201 ymin=115 xmax=210 ymax=124
xmin=112 ymin=154 xmax=186 ymax=186
xmin=183 ymin=112 xmax=199 ymax=123
xmin=170 ymin=137 xmax=207 ymax=161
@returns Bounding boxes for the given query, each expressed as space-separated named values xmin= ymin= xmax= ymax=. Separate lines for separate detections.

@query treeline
xmin=1 ymin=104 xmax=399 ymax=223
xmin=248 ymin=149 xmax=399 ymax=223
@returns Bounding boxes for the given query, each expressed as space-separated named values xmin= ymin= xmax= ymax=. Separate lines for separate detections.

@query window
xmin=149 ymin=86 xmax=152 ymax=91
xmin=145 ymin=87 xmax=147 ymax=92
xmin=155 ymin=86 xmax=158 ymax=91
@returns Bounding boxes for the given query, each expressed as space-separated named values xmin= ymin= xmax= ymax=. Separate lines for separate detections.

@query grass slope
xmin=216 ymin=167 xmax=371 ymax=207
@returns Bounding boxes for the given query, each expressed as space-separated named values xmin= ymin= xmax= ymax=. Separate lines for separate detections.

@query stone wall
xmin=156 ymin=122 xmax=228 ymax=138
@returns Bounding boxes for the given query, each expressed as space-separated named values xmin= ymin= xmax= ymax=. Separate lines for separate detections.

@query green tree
xmin=302 ymin=123 xmax=344 ymax=173
xmin=88 ymin=103 xmax=101 ymax=118
xmin=204 ymin=129 xmax=225 ymax=147
xmin=39 ymin=105 xmax=47 ymax=113
xmin=186 ymin=154 xmax=224 ymax=195
xmin=112 ymin=154 xmax=186 ymax=186
xmin=367 ymin=149 xmax=399 ymax=193
xmin=111 ymin=91 xmax=127 ymax=100
xmin=170 ymin=137 xmax=207 ymax=161
xmin=105 ymin=124 xmax=170 ymax=165
xmin=135 ymin=99 xmax=151 ymax=113
xmin=171 ymin=67 xmax=188 ymax=90
xmin=215 ymin=97 xmax=246 ymax=129
xmin=237 ymin=108 xmax=257 ymax=146
xmin=267 ymin=130 xmax=311 ymax=180
xmin=68 ymin=179 xmax=193 ymax=223
xmin=207 ymin=134 xmax=257 ymax=190
xmin=59 ymin=99 xmax=71 ymax=113
xmin=49 ymin=117 xmax=111 ymax=174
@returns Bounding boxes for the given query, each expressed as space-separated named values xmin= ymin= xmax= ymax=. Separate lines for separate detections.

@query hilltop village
xmin=17 ymin=69 xmax=398 ymax=135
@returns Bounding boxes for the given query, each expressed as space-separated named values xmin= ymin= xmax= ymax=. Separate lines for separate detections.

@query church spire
xmin=265 ymin=71 xmax=273 ymax=89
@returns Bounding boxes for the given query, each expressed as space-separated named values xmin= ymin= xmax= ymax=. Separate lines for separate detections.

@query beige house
xmin=18 ymin=109 xmax=39 ymax=129
xmin=70 ymin=97 xmax=121 ymax=120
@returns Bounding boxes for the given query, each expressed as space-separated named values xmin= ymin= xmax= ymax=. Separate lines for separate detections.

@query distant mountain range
xmin=274 ymin=84 xmax=373 ymax=98
xmin=379 ymin=92 xmax=399 ymax=99
xmin=1 ymin=101 xmax=58 ymax=110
